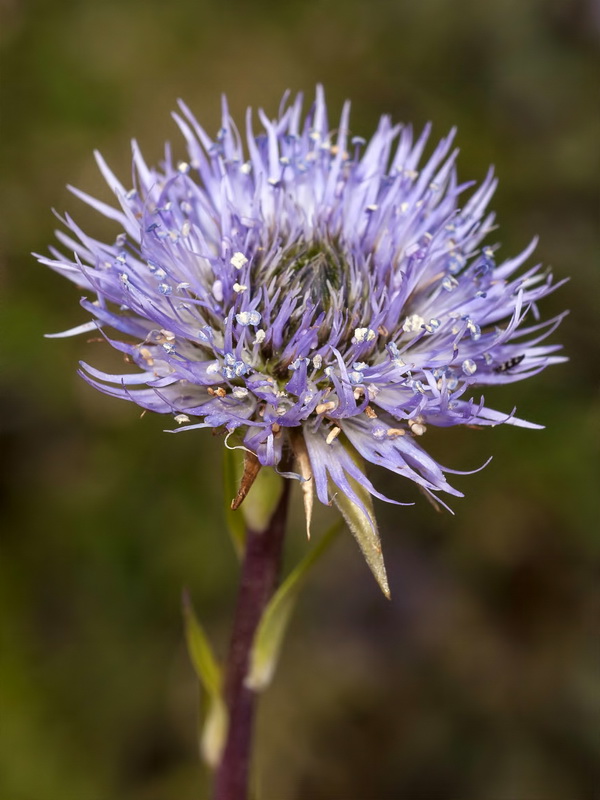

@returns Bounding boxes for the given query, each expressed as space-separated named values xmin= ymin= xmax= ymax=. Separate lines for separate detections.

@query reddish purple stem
xmin=213 ymin=478 xmax=291 ymax=800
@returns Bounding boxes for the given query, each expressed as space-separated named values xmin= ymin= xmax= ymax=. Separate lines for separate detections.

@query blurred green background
xmin=1 ymin=0 xmax=599 ymax=797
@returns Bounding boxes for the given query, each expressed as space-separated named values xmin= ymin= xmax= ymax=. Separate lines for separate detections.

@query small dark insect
xmin=494 ymin=355 xmax=525 ymax=373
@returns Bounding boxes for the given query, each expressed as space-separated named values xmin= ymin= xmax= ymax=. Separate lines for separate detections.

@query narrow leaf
xmin=183 ymin=590 xmax=221 ymax=694
xmin=332 ymin=468 xmax=391 ymax=598
xmin=182 ymin=591 xmax=228 ymax=767
xmin=223 ymin=446 xmax=246 ymax=558
xmin=245 ymin=520 xmax=342 ymax=692
xmin=200 ymin=694 xmax=228 ymax=769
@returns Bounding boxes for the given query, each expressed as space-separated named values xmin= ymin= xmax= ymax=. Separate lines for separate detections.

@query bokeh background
xmin=1 ymin=0 xmax=599 ymax=798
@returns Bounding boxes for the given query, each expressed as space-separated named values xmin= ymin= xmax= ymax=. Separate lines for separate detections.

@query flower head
xmin=38 ymin=87 xmax=566 ymax=592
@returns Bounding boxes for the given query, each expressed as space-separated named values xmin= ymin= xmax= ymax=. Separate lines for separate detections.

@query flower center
xmin=292 ymin=244 xmax=345 ymax=305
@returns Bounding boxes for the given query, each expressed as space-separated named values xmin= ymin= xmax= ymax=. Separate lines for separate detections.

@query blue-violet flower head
xmin=38 ymin=87 xmax=566 ymax=593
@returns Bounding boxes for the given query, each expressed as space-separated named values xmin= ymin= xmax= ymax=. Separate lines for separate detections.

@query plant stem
xmin=213 ymin=477 xmax=292 ymax=800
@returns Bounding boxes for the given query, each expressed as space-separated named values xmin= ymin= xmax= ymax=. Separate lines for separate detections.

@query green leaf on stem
xmin=182 ymin=590 xmax=228 ymax=768
xmin=245 ymin=519 xmax=343 ymax=692
xmin=331 ymin=460 xmax=391 ymax=598
xmin=223 ymin=447 xmax=246 ymax=558
xmin=240 ymin=464 xmax=284 ymax=533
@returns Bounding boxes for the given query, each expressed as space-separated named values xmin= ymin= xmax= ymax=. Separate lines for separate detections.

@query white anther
xmin=425 ymin=318 xmax=441 ymax=333
xmin=236 ymin=310 xmax=261 ymax=326
xmin=230 ymin=252 xmax=248 ymax=270
xmin=174 ymin=414 xmax=190 ymax=424
xmin=408 ymin=416 xmax=427 ymax=436
xmin=315 ymin=400 xmax=337 ymax=415
xmin=402 ymin=314 xmax=425 ymax=333
xmin=353 ymin=327 xmax=377 ymax=343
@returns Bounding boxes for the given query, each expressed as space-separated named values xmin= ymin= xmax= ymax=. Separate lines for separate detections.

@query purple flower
xmin=37 ymin=87 xmax=566 ymax=591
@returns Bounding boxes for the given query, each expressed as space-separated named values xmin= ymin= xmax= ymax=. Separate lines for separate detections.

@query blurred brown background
xmin=1 ymin=0 xmax=599 ymax=798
